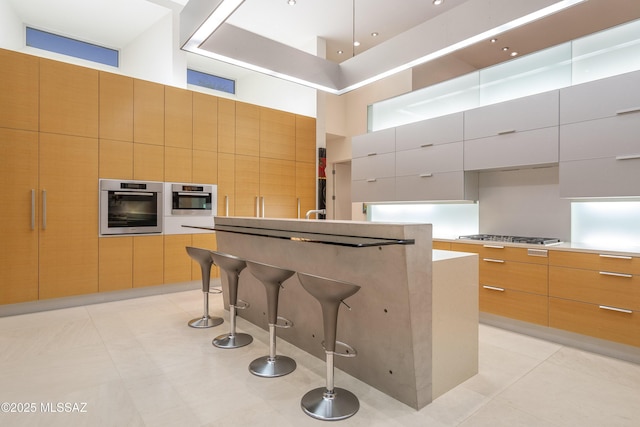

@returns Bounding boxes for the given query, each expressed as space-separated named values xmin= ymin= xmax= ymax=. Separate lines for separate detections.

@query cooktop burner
xmin=459 ymin=234 xmax=562 ymax=245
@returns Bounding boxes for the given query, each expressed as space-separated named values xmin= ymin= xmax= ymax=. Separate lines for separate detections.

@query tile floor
xmin=0 ymin=286 xmax=639 ymax=427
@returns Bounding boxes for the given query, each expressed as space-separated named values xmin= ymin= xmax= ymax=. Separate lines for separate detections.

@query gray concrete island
xmin=213 ymin=216 xmax=478 ymax=410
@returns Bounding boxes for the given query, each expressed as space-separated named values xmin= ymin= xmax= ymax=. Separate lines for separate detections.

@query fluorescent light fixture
xmin=182 ymin=0 xmax=587 ymax=95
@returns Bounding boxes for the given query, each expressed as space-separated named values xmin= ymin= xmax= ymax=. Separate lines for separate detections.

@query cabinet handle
xmin=367 ymin=152 xmax=377 ymax=156
xmin=255 ymin=196 xmax=259 ymax=217
xmin=482 ymin=285 xmax=505 ymax=292
xmin=598 ymin=305 xmax=633 ymax=314
xmin=497 ymin=129 xmax=516 ymax=135
xmin=599 ymin=271 xmax=633 ymax=278
xmin=483 ymin=258 xmax=505 ymax=263
xmin=297 ymin=198 xmax=301 ymax=219
xmin=420 ymin=143 xmax=433 ymax=148
xmin=366 ymin=178 xmax=377 ymax=182
xmin=615 ymin=154 xmax=640 ymax=161
xmin=616 ymin=107 xmax=640 ymax=115
xmin=31 ymin=189 xmax=36 ymax=230
xmin=599 ymin=254 xmax=632 ymax=260
xmin=261 ymin=196 xmax=265 ymax=218
xmin=42 ymin=189 xmax=47 ymax=230
xmin=419 ymin=173 xmax=433 ymax=178
xmin=483 ymin=244 xmax=504 ymax=249
xmin=225 ymin=195 xmax=229 ymax=216
xmin=528 ymin=249 xmax=548 ymax=257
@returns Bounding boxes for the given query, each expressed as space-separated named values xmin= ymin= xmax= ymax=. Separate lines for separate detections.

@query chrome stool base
xmin=249 ymin=355 xmax=296 ymax=378
xmin=301 ymin=387 xmax=359 ymax=421
xmin=212 ymin=332 xmax=253 ymax=349
xmin=188 ymin=315 xmax=223 ymax=328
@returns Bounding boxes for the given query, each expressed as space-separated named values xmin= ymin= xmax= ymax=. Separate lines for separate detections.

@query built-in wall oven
xmin=171 ymin=183 xmax=213 ymax=215
xmin=100 ymin=179 xmax=163 ymax=235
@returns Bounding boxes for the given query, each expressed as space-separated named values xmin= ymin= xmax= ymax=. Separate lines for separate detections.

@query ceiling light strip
xmin=185 ymin=0 xmax=245 ymax=49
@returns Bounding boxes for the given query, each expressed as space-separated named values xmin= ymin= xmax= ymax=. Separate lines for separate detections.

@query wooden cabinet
xmin=218 ymin=98 xmax=235 ymax=154
xmin=260 ymin=108 xmax=296 ymax=160
xmin=0 ymin=49 xmax=39 ymax=131
xmin=295 ymin=115 xmax=316 ymax=164
xmin=296 ymin=161 xmax=316 ymax=219
xmin=99 ymin=72 xmax=133 ymax=142
xmin=164 ymin=235 xmax=193 ymax=284
xmin=193 ymin=92 xmax=218 ymax=152
xmin=165 ymin=146 xmax=192 ymax=183
xmin=40 ymin=58 xmax=99 ymax=138
xmin=217 ymin=152 xmax=235 ymax=216
xmin=133 ymin=143 xmax=164 ymax=181
xmin=433 ymin=241 xmax=451 ymax=250
xmin=38 ymin=133 xmax=99 ymax=299
xmin=236 ymin=102 xmax=260 ymax=156
xmin=165 ymin=86 xmax=192 ymax=149
xmin=99 ymin=237 xmax=133 ymax=292
xmin=0 ymin=128 xmax=39 ymax=304
xmin=235 ymin=154 xmax=260 ymax=217
xmin=133 ymin=235 xmax=164 ymax=287
xmin=260 ymin=158 xmax=297 ymax=218
xmin=100 ymin=139 xmax=133 ymax=179
xmin=134 ymin=79 xmax=164 ymax=145
xmin=549 ymin=250 xmax=640 ymax=347
xmin=193 ymin=149 xmax=217 ymax=185
xmin=450 ymin=242 xmax=549 ymax=326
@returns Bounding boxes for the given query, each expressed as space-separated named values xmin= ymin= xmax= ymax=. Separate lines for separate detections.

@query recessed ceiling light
xmin=337 ymin=50 xmax=344 ymax=54
xmin=490 ymin=38 xmax=497 ymax=43
xmin=433 ymin=0 xmax=444 ymax=5
xmin=354 ymin=41 xmax=361 ymax=47
xmin=510 ymin=51 xmax=519 ymax=57
xmin=371 ymin=32 xmax=379 ymax=37
xmin=502 ymin=46 xmax=509 ymax=51
xmin=287 ymin=0 xmax=296 ymax=5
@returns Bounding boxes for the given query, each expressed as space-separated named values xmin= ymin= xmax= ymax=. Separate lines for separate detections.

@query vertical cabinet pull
xmin=297 ymin=198 xmax=301 ymax=219
xmin=224 ymin=195 xmax=229 ymax=216
xmin=42 ymin=189 xmax=47 ymax=230
xmin=255 ymin=196 xmax=260 ymax=218
xmin=31 ymin=189 xmax=36 ymax=230
xmin=261 ymin=197 xmax=265 ymax=218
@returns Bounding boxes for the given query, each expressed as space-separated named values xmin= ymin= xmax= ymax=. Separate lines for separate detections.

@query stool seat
xmin=186 ymin=247 xmax=224 ymax=328
xmin=297 ymin=272 xmax=361 ymax=421
xmin=210 ymin=251 xmax=253 ymax=349
xmin=246 ymin=260 xmax=296 ymax=378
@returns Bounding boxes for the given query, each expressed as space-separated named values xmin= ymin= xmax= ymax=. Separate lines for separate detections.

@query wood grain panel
xmin=549 ymin=297 xmax=639 ymax=347
xmin=133 ymin=143 xmax=164 ymax=182
xmin=133 ymin=235 xmax=164 ymax=287
xmin=40 ymin=58 xmax=99 ymax=138
xmin=480 ymin=286 xmax=548 ymax=326
xmin=134 ymin=79 xmax=164 ymax=145
xmin=235 ymin=155 xmax=260 ymax=217
xmin=549 ymin=250 xmax=640 ymax=275
xmin=164 ymin=146 xmax=192 ymax=183
xmin=433 ymin=241 xmax=452 ymax=250
xmin=193 ymin=92 xmax=218 ymax=152
xmin=99 ymin=139 xmax=133 ymax=179
xmin=218 ymin=98 xmax=235 ymax=153
xmin=480 ymin=259 xmax=548 ymax=295
xmin=193 ymin=149 xmax=217 ymax=184
xmin=296 ymin=115 xmax=316 ymax=163
xmin=296 ymin=161 xmax=315 ymax=219
xmin=99 ymin=237 xmax=133 ymax=292
xmin=0 ymin=128 xmax=39 ymax=304
xmin=165 ymin=86 xmax=192 ymax=149
xmin=260 ymin=107 xmax=295 ymax=160
xmin=451 ymin=242 xmax=549 ymax=264
xmin=99 ymin=72 xmax=133 ymax=141
xmin=236 ymin=102 xmax=260 ymax=156
xmin=0 ymin=49 xmax=39 ymax=131
xmin=38 ymin=133 xmax=98 ymax=299
xmin=260 ymin=157 xmax=296 ymax=218
xmin=164 ymin=234 xmax=193 ymax=284
xmin=217 ymin=153 xmax=235 ymax=216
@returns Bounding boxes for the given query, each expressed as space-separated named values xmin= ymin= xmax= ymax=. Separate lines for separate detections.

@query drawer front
xmin=549 ymin=266 xmax=640 ymax=311
xmin=549 ymin=297 xmax=639 ymax=347
xmin=452 ymin=243 xmax=549 ymax=265
xmin=395 ymin=112 xmax=463 ymax=151
xmin=464 ymin=91 xmax=559 ymax=140
xmin=351 ymin=152 xmax=395 ymax=180
xmin=560 ymin=115 xmax=640 ymax=161
xmin=396 ymin=142 xmax=463 ymax=175
xmin=464 ymin=126 xmax=559 ymax=171
xmin=395 ymin=171 xmax=468 ymax=201
xmin=549 ymin=250 xmax=640 ymax=275
xmin=351 ymin=177 xmax=395 ymax=202
xmin=559 ymin=157 xmax=640 ymax=198
xmin=480 ymin=259 xmax=548 ymax=294
xmin=559 ymin=70 xmax=640 ymax=124
xmin=352 ymin=128 xmax=395 ymax=158
xmin=433 ymin=241 xmax=452 ymax=250
xmin=480 ymin=286 xmax=548 ymax=326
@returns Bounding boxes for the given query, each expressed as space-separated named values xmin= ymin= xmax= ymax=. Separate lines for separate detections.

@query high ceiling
xmin=5 ymin=0 xmax=640 ymax=92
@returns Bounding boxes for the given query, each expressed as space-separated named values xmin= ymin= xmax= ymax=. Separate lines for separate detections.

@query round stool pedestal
xmin=210 ymin=251 xmax=253 ymax=349
xmin=301 ymin=386 xmax=359 ymax=421
xmin=249 ymin=354 xmax=297 ymax=377
xmin=186 ymin=247 xmax=224 ymax=329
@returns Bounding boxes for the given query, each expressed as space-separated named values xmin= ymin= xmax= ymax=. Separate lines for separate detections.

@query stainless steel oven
xmin=171 ymin=183 xmax=213 ymax=216
xmin=100 ymin=179 xmax=163 ymax=235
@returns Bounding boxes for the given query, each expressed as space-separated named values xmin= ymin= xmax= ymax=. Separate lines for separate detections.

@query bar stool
xmin=210 ymin=251 xmax=253 ymax=349
xmin=246 ymin=260 xmax=296 ymax=378
xmin=297 ymin=272 xmax=361 ymax=421
xmin=186 ymin=246 xmax=224 ymax=328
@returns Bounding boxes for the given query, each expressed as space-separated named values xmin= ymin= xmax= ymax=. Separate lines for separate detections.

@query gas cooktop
xmin=458 ymin=234 xmax=562 ymax=245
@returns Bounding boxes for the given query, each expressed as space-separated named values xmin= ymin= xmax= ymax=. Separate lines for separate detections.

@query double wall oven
xmin=100 ymin=179 xmax=163 ymax=235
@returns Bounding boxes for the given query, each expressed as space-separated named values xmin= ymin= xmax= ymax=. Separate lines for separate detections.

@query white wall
xmin=0 ymin=0 xmax=22 ymax=50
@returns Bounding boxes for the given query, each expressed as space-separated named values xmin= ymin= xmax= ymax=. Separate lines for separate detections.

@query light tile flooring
xmin=1 ymin=287 xmax=639 ymax=427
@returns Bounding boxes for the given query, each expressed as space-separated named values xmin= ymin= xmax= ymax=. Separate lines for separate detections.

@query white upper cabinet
xmin=352 ymin=128 xmax=395 ymax=158
xmin=395 ymin=113 xmax=463 ymax=152
xmin=559 ymin=70 xmax=640 ymax=125
xmin=560 ymin=115 xmax=640 ymax=161
xmin=559 ymin=157 xmax=640 ymax=198
xmin=464 ymin=91 xmax=559 ymax=140
xmin=351 ymin=128 xmax=396 ymax=203
xmin=396 ymin=142 xmax=463 ymax=176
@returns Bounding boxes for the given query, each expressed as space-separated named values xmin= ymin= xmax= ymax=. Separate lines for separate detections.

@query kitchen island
xmin=212 ymin=217 xmax=478 ymax=409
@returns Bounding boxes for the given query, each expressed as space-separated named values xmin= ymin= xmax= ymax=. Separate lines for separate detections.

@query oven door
xmin=171 ymin=184 xmax=213 ymax=215
xmin=100 ymin=180 xmax=163 ymax=235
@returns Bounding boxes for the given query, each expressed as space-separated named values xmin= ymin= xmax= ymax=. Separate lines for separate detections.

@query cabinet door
xmin=236 ymin=102 xmax=260 ymax=156
xmin=133 ymin=235 xmax=164 ymax=287
xmin=395 ymin=113 xmax=463 ymax=152
xmin=40 ymin=59 xmax=99 ymax=138
xmin=296 ymin=115 xmax=316 ymax=164
xmin=99 ymin=139 xmax=133 ymax=179
xmin=352 ymin=177 xmax=396 ymax=203
xmin=165 ymin=146 xmax=192 ymax=183
xmin=260 ymin=158 xmax=296 ymax=218
xmin=39 ymin=133 xmax=99 ymax=299
xmin=134 ymin=79 xmax=164 ymax=145
xmin=164 ymin=234 xmax=193 ymax=284
xmin=165 ymin=86 xmax=192 ymax=149
xmin=217 ymin=152 xmax=235 ymax=216
xmin=235 ymin=155 xmax=260 ymax=217
xmin=193 ymin=150 xmax=218 ymax=185
xmin=0 ymin=129 xmax=39 ymax=304
xmin=296 ymin=161 xmax=316 ymax=219
xmin=395 ymin=171 xmax=477 ymax=202
xmin=352 ymin=128 xmax=395 ymax=158
xmin=0 ymin=49 xmax=39 ymax=131
xmin=351 ymin=153 xmax=395 ymax=181
xmin=260 ymin=107 xmax=295 ymax=161
xmin=99 ymin=72 xmax=133 ymax=141
xmin=218 ymin=98 xmax=235 ymax=154
xmin=133 ymin=143 xmax=164 ymax=182
xmin=99 ymin=237 xmax=133 ymax=292
xmin=396 ymin=142 xmax=463 ymax=176
xmin=559 ymin=157 xmax=640 ymax=198
xmin=193 ymin=92 xmax=218 ymax=152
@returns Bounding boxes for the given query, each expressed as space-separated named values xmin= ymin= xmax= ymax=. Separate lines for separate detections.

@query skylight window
xmin=26 ymin=27 xmax=119 ymax=67
xmin=187 ymin=69 xmax=236 ymax=94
